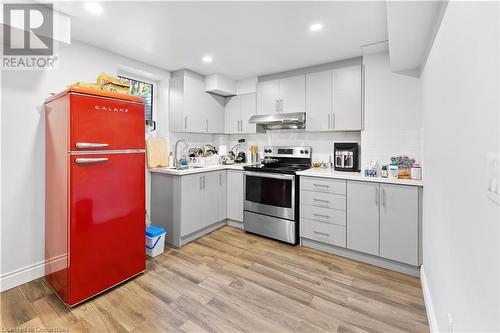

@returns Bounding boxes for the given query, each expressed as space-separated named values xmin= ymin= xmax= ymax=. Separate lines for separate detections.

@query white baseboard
xmin=420 ymin=265 xmax=439 ymax=332
xmin=226 ymin=219 xmax=244 ymax=229
xmin=0 ymin=255 xmax=66 ymax=292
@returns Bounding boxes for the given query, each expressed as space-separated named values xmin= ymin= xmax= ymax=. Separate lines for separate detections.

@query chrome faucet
xmin=173 ymin=139 xmax=188 ymax=169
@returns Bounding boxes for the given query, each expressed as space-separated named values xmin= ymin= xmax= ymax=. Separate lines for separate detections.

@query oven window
xmin=246 ymin=176 xmax=292 ymax=208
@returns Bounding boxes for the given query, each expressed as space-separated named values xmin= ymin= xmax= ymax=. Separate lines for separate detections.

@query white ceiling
xmin=56 ymin=1 xmax=388 ymax=80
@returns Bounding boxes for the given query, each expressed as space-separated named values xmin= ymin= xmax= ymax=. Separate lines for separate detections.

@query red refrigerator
xmin=44 ymin=87 xmax=146 ymax=306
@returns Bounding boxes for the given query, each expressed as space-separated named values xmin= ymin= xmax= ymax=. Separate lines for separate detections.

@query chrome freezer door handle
xmin=75 ymin=157 xmax=109 ymax=164
xmin=75 ymin=142 xmax=109 ymax=149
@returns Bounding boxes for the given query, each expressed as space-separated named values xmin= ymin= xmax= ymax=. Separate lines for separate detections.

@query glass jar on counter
xmin=398 ymin=165 xmax=411 ymax=179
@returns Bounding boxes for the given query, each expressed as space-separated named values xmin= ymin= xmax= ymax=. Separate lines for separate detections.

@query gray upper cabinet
xmin=306 ymin=70 xmax=332 ymax=132
xmin=280 ymin=75 xmax=306 ymax=113
xmin=240 ymin=93 xmax=257 ymax=133
xmin=304 ymin=64 xmax=363 ymax=132
xmin=256 ymin=79 xmax=280 ymax=114
xmin=169 ymin=70 xmax=225 ymax=134
xmin=224 ymin=93 xmax=257 ymax=134
xmin=224 ymin=95 xmax=240 ymax=134
xmin=332 ymin=65 xmax=363 ymax=131
xmin=346 ymin=181 xmax=380 ymax=256
xmin=256 ymin=75 xmax=305 ymax=114
xmin=379 ymin=184 xmax=419 ymax=266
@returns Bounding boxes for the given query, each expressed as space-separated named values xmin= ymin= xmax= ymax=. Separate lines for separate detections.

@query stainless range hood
xmin=248 ymin=112 xmax=306 ymax=130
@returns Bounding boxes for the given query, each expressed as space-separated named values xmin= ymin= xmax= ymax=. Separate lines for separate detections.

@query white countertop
xmin=296 ymin=168 xmax=424 ymax=187
xmin=150 ymin=164 xmax=423 ymax=186
xmin=149 ymin=163 xmax=250 ymax=175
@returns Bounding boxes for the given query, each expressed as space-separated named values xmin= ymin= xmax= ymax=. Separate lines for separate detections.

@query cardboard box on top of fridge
xmin=97 ymin=72 xmax=130 ymax=94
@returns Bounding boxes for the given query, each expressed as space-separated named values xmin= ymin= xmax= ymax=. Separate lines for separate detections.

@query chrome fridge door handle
xmin=75 ymin=142 xmax=109 ymax=149
xmin=75 ymin=157 xmax=109 ymax=164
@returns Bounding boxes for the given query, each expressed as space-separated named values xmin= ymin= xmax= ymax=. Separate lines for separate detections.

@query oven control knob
xmin=304 ymin=150 xmax=309 ymax=154
xmin=300 ymin=150 xmax=304 ymax=154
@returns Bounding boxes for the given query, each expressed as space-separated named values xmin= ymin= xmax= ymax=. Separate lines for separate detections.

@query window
xmin=119 ymin=76 xmax=154 ymax=122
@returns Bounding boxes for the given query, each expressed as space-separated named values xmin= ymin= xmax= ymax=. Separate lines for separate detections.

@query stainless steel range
xmin=243 ymin=146 xmax=311 ymax=244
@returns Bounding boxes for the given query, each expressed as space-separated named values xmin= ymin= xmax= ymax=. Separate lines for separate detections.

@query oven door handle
xmin=244 ymin=171 xmax=295 ymax=181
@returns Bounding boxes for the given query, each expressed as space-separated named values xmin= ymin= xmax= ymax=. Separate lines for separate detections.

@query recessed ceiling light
xmin=309 ymin=23 xmax=323 ymax=32
xmin=202 ymin=55 xmax=213 ymax=63
xmin=83 ymin=2 xmax=103 ymax=15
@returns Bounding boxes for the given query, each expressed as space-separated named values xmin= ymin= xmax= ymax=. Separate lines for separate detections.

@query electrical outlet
xmin=487 ymin=153 xmax=500 ymax=206
xmin=447 ymin=312 xmax=453 ymax=333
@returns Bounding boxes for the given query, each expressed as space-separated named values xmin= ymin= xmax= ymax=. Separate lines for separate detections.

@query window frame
xmin=117 ymin=74 xmax=157 ymax=126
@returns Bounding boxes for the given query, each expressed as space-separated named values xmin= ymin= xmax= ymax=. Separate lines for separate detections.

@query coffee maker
xmin=334 ymin=142 xmax=359 ymax=172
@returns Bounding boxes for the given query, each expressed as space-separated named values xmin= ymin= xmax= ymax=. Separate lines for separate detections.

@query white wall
xmin=362 ymin=52 xmax=422 ymax=169
xmin=0 ymin=40 xmax=170 ymax=291
xmin=421 ymin=2 xmax=499 ymax=332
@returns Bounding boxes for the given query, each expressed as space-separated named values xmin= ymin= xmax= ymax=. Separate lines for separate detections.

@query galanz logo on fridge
xmin=94 ymin=105 xmax=129 ymax=113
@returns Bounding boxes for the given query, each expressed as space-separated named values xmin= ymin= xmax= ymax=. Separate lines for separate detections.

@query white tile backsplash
xmin=361 ymin=129 xmax=423 ymax=169
xmin=226 ymin=130 xmax=361 ymax=163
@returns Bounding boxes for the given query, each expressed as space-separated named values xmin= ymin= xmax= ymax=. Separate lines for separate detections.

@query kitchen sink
xmin=172 ymin=165 xmax=205 ymax=170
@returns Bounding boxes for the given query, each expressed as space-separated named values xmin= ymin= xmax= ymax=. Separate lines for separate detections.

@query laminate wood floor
xmin=1 ymin=226 xmax=429 ymax=332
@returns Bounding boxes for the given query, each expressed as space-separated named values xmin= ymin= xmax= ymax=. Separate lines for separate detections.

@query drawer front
xmin=300 ymin=204 xmax=346 ymax=226
xmin=301 ymin=177 xmax=346 ymax=195
xmin=300 ymin=219 xmax=346 ymax=247
xmin=300 ymin=190 xmax=346 ymax=211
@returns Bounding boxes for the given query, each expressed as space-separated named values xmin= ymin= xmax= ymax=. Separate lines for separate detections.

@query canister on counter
xmin=411 ymin=163 xmax=422 ymax=180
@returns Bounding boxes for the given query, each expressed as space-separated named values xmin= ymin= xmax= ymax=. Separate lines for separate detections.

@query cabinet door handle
xmin=381 ymin=188 xmax=386 ymax=208
xmin=200 ymin=176 xmax=203 ymax=190
xmin=313 ymin=198 xmax=330 ymax=203
xmin=313 ymin=231 xmax=330 ymax=237
xmin=328 ymin=114 xmax=331 ymax=130
xmin=275 ymin=99 xmax=280 ymax=112
xmin=313 ymin=184 xmax=329 ymax=188
xmin=219 ymin=173 xmax=222 ymax=186
xmin=203 ymin=176 xmax=206 ymax=190
xmin=375 ymin=186 xmax=380 ymax=206
xmin=184 ymin=116 xmax=187 ymax=131
xmin=313 ymin=213 xmax=330 ymax=218
xmin=280 ymin=99 xmax=284 ymax=112
xmin=75 ymin=157 xmax=108 ymax=164
xmin=332 ymin=113 xmax=335 ymax=130
xmin=239 ymin=120 xmax=242 ymax=132
xmin=206 ymin=119 xmax=209 ymax=132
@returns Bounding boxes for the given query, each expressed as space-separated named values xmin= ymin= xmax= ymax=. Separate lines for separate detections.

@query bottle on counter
xmin=411 ymin=163 xmax=422 ymax=180
xmin=381 ymin=165 xmax=389 ymax=178
xmin=388 ymin=162 xmax=398 ymax=179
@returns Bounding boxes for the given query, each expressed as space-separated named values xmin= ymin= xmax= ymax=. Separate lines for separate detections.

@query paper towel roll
xmin=218 ymin=145 xmax=228 ymax=156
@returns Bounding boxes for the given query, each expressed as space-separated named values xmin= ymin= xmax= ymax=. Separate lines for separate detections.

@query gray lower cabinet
xmin=379 ymin=184 xmax=419 ymax=266
xmin=180 ymin=173 xmax=204 ymax=237
xmin=301 ymin=177 xmax=421 ymax=271
xmin=346 ymin=181 xmax=380 ymax=256
xmin=226 ymin=170 xmax=244 ymax=222
xmin=300 ymin=177 xmax=347 ymax=248
xmin=152 ymin=170 xmax=227 ymax=247
xmin=346 ymin=180 xmax=420 ymax=266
